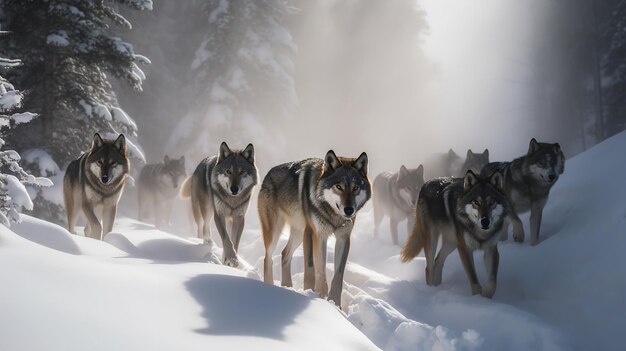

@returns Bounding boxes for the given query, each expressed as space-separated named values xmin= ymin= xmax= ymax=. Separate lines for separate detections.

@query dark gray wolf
xmin=372 ymin=165 xmax=424 ymax=245
xmin=401 ymin=170 xmax=510 ymax=298
xmin=64 ymin=133 xmax=130 ymax=240
xmin=138 ymin=155 xmax=187 ymax=227
xmin=180 ymin=142 xmax=258 ymax=267
xmin=259 ymin=150 xmax=371 ymax=307
xmin=481 ymin=138 xmax=564 ymax=245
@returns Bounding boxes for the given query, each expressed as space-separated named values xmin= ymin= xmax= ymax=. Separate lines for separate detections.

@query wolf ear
xmin=113 ymin=134 xmax=126 ymax=154
xmin=242 ymin=143 xmax=255 ymax=164
xmin=92 ymin=133 xmax=104 ymax=150
xmin=528 ymin=138 xmax=539 ymax=155
xmin=482 ymin=149 xmax=489 ymax=158
xmin=352 ymin=152 xmax=368 ymax=177
xmin=448 ymin=149 xmax=459 ymax=159
xmin=416 ymin=164 xmax=424 ymax=182
xmin=219 ymin=142 xmax=232 ymax=162
xmin=466 ymin=149 xmax=474 ymax=159
xmin=323 ymin=150 xmax=342 ymax=173
xmin=164 ymin=155 xmax=170 ymax=164
xmin=463 ymin=170 xmax=478 ymax=192
xmin=398 ymin=165 xmax=409 ymax=179
xmin=489 ymin=170 xmax=504 ymax=191
xmin=179 ymin=156 xmax=185 ymax=165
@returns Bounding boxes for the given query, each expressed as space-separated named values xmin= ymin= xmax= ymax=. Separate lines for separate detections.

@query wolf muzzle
xmin=480 ymin=217 xmax=490 ymax=230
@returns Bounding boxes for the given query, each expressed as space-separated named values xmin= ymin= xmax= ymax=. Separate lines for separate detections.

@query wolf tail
xmin=400 ymin=202 xmax=427 ymax=262
xmin=179 ymin=176 xmax=192 ymax=199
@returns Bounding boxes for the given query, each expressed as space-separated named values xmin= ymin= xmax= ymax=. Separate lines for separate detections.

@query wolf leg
xmin=432 ymin=238 xmax=456 ymax=286
xmin=389 ymin=214 xmax=400 ymax=246
xmin=529 ymin=198 xmax=547 ymax=246
xmin=373 ymin=201 xmax=383 ymax=239
xmin=231 ymin=216 xmax=245 ymax=252
xmin=481 ymin=244 xmax=499 ymax=298
xmin=102 ymin=205 xmax=117 ymax=235
xmin=328 ymin=233 xmax=350 ymax=308
xmin=456 ymin=231 xmax=481 ymax=295
xmin=311 ymin=232 xmax=329 ymax=297
xmin=424 ymin=228 xmax=438 ymax=285
xmin=281 ymin=226 xmax=303 ymax=287
xmin=82 ymin=200 xmax=102 ymax=240
xmin=509 ymin=211 xmax=525 ymax=243
xmin=499 ymin=218 xmax=510 ymax=241
xmin=302 ymin=226 xmax=316 ymax=290
xmin=214 ymin=213 xmax=238 ymax=267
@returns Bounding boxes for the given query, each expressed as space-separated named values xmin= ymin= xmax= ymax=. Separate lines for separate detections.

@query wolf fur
xmin=138 ymin=155 xmax=187 ymax=227
xmin=63 ymin=133 xmax=130 ymax=240
xmin=259 ymin=150 xmax=371 ymax=307
xmin=400 ymin=170 xmax=510 ymax=298
xmin=481 ymin=138 xmax=565 ymax=245
xmin=373 ymin=164 xmax=424 ymax=245
xmin=180 ymin=142 xmax=258 ymax=267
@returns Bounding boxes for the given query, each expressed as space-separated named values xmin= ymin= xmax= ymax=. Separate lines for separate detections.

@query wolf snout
xmin=480 ymin=217 xmax=490 ymax=229
xmin=230 ymin=185 xmax=239 ymax=195
xmin=343 ymin=206 xmax=355 ymax=217
xmin=101 ymin=174 xmax=109 ymax=184
xmin=548 ymin=174 xmax=556 ymax=182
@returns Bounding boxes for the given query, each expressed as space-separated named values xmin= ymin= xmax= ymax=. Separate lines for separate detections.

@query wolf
xmin=64 ymin=133 xmax=130 ymax=240
xmin=179 ymin=142 xmax=258 ymax=267
xmin=400 ymin=170 xmax=510 ymax=298
xmin=481 ymin=138 xmax=564 ymax=245
xmin=424 ymin=148 xmax=489 ymax=179
xmin=260 ymin=150 xmax=371 ymax=307
xmin=372 ymin=164 xmax=424 ymax=245
xmin=138 ymin=155 xmax=187 ymax=227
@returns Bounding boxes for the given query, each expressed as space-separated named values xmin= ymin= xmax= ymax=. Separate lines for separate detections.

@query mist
xmin=110 ymin=0 xmax=615 ymax=177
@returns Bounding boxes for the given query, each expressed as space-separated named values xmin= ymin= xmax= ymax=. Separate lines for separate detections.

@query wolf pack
xmin=63 ymin=133 xmax=565 ymax=306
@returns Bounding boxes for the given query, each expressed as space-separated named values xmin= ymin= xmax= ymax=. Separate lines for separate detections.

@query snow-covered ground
xmin=3 ymin=131 xmax=626 ymax=350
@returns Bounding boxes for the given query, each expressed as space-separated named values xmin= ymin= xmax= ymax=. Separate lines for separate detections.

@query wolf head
xmin=214 ymin=142 xmax=258 ymax=196
xmin=462 ymin=149 xmax=489 ymax=174
xmin=87 ymin=133 xmax=129 ymax=185
xmin=162 ymin=155 xmax=187 ymax=189
xmin=524 ymin=138 xmax=565 ymax=186
xmin=319 ymin=150 xmax=371 ymax=219
xmin=458 ymin=170 xmax=507 ymax=232
xmin=397 ymin=164 xmax=424 ymax=207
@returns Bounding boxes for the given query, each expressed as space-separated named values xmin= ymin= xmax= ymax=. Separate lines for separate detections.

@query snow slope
xmin=3 ymin=131 xmax=625 ymax=350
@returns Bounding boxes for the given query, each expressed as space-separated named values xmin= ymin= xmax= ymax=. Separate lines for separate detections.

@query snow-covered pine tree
xmin=166 ymin=0 xmax=297 ymax=167
xmin=0 ymin=0 xmax=151 ymax=223
xmin=603 ymin=0 xmax=626 ymax=137
xmin=0 ymin=31 xmax=52 ymax=226
xmin=0 ymin=0 xmax=151 ymax=165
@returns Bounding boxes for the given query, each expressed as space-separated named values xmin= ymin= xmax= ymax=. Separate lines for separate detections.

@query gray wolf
xmin=424 ymin=148 xmax=490 ymax=179
xmin=259 ymin=150 xmax=371 ymax=307
xmin=372 ymin=164 xmax=424 ymax=245
xmin=400 ymin=170 xmax=510 ymax=298
xmin=481 ymin=138 xmax=564 ymax=245
xmin=138 ymin=155 xmax=187 ymax=227
xmin=180 ymin=142 xmax=258 ymax=267
xmin=64 ymin=133 xmax=130 ymax=240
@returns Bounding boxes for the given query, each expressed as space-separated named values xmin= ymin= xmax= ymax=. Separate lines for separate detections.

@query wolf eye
xmin=352 ymin=185 xmax=360 ymax=192
xmin=97 ymin=160 xmax=103 ymax=166
xmin=335 ymin=184 xmax=343 ymax=191
xmin=471 ymin=199 xmax=481 ymax=207
xmin=239 ymin=170 xmax=245 ymax=175
xmin=226 ymin=169 xmax=232 ymax=175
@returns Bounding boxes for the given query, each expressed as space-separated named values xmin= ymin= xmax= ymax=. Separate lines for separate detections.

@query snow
xmin=10 ymin=111 xmax=37 ymax=125
xmin=22 ymin=149 xmax=61 ymax=176
xmin=46 ymin=31 xmax=70 ymax=47
xmin=3 ymin=174 xmax=33 ymax=211
xmin=0 ymin=89 xmax=22 ymax=110
xmin=2 ymin=131 xmax=625 ymax=350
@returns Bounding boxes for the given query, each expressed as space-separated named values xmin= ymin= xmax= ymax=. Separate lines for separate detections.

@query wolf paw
xmin=513 ymin=233 xmax=524 ymax=243
xmin=470 ymin=283 xmax=482 ymax=295
xmin=223 ymin=256 xmax=239 ymax=268
xmin=481 ymin=282 xmax=496 ymax=298
xmin=530 ymin=239 xmax=539 ymax=246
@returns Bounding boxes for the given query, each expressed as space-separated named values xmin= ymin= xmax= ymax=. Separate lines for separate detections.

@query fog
xmin=116 ymin=0 xmax=598 ymax=176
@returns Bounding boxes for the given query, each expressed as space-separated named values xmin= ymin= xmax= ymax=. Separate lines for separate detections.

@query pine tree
xmin=0 ymin=32 xmax=51 ymax=226
xmin=166 ymin=0 xmax=297 ymax=166
xmin=0 ymin=0 xmax=152 ymax=166
xmin=603 ymin=0 xmax=626 ymax=137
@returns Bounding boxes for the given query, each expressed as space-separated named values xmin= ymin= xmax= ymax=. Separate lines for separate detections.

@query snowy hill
xmin=2 ymin=131 xmax=626 ymax=350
